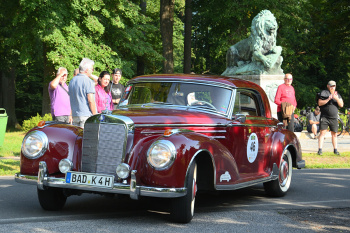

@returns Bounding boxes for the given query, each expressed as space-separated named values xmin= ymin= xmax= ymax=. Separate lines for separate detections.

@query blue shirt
xmin=69 ymin=74 xmax=96 ymax=117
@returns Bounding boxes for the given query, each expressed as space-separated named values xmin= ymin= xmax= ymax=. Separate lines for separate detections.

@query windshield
xmin=119 ymin=82 xmax=233 ymax=115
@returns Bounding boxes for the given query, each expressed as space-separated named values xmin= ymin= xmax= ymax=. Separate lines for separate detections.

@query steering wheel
xmin=189 ymin=100 xmax=216 ymax=110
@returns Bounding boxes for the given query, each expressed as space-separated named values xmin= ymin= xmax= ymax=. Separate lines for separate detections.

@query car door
xmin=227 ymin=89 xmax=271 ymax=183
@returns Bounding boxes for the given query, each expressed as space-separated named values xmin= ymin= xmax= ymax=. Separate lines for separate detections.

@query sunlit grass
xmin=0 ymin=159 xmax=20 ymax=176
xmin=0 ymin=131 xmax=24 ymax=157
xmin=303 ymin=152 xmax=350 ymax=169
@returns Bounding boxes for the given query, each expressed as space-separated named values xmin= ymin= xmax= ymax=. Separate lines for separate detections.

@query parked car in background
xmin=15 ymin=74 xmax=305 ymax=223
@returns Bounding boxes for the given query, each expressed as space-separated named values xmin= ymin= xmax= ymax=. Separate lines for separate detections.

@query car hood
xmin=110 ymin=107 xmax=229 ymax=126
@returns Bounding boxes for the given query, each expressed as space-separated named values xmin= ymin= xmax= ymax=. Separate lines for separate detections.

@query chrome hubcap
xmin=280 ymin=160 xmax=289 ymax=187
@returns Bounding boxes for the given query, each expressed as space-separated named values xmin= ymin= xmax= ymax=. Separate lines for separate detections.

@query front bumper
xmin=15 ymin=161 xmax=186 ymax=200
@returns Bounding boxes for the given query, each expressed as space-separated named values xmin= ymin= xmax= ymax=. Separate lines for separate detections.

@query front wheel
xmin=264 ymin=150 xmax=292 ymax=197
xmin=37 ymin=187 xmax=67 ymax=210
xmin=170 ymin=161 xmax=197 ymax=223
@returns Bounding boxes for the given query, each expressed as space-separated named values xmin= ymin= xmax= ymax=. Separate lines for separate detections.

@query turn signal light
xmin=164 ymin=129 xmax=172 ymax=136
xmin=37 ymin=121 xmax=46 ymax=127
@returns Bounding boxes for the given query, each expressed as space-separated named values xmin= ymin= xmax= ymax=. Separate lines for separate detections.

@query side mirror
xmin=235 ymin=114 xmax=246 ymax=123
xmin=277 ymin=122 xmax=284 ymax=129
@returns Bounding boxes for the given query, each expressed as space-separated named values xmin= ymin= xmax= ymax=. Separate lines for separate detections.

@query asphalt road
xmin=0 ymin=169 xmax=349 ymax=233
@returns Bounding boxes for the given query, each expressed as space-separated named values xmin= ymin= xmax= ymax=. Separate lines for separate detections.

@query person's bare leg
xmin=312 ymin=124 xmax=317 ymax=137
xmin=331 ymin=131 xmax=338 ymax=154
xmin=318 ymin=129 xmax=327 ymax=154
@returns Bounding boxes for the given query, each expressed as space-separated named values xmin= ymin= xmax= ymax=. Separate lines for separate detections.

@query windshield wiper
xmin=141 ymin=102 xmax=174 ymax=107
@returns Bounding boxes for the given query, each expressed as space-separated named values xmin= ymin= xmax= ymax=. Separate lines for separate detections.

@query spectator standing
xmin=111 ymin=68 xmax=125 ymax=109
xmin=274 ymin=73 xmax=297 ymax=131
xmin=307 ymin=106 xmax=321 ymax=139
xmin=74 ymin=68 xmax=79 ymax=76
xmin=48 ymin=67 xmax=72 ymax=123
xmin=69 ymin=58 xmax=97 ymax=128
xmin=317 ymin=80 xmax=343 ymax=155
xmin=95 ymin=71 xmax=114 ymax=113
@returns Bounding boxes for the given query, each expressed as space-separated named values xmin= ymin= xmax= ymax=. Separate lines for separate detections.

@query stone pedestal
xmin=228 ymin=75 xmax=284 ymax=119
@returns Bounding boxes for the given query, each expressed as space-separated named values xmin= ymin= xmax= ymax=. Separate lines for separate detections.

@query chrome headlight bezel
xmin=147 ymin=140 xmax=176 ymax=170
xmin=59 ymin=159 xmax=73 ymax=174
xmin=21 ymin=131 xmax=48 ymax=159
xmin=116 ymin=163 xmax=131 ymax=179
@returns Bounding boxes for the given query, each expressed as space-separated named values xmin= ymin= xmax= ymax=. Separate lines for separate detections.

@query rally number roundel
xmin=247 ymin=133 xmax=259 ymax=163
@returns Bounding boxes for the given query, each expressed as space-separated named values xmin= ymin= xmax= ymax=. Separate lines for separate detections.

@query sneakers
xmin=317 ymin=149 xmax=322 ymax=155
xmin=334 ymin=150 xmax=340 ymax=155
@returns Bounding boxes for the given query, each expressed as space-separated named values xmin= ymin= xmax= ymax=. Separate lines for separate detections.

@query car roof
xmin=129 ymin=74 xmax=263 ymax=91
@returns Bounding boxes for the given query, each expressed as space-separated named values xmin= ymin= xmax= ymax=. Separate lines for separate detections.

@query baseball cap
xmin=112 ymin=68 xmax=122 ymax=76
xmin=328 ymin=80 xmax=336 ymax=86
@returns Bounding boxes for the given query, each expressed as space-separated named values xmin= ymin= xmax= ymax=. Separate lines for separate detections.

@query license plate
xmin=65 ymin=172 xmax=114 ymax=189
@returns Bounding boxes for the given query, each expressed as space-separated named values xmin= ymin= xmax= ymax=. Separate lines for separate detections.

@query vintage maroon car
xmin=15 ymin=74 xmax=305 ymax=223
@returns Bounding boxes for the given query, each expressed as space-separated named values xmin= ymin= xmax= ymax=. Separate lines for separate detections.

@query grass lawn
xmin=0 ymin=131 xmax=23 ymax=176
xmin=0 ymin=131 xmax=350 ymax=176
xmin=303 ymin=152 xmax=350 ymax=169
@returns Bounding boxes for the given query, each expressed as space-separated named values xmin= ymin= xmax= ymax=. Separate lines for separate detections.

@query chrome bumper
xmin=15 ymin=161 xmax=186 ymax=200
xmin=296 ymin=160 xmax=305 ymax=169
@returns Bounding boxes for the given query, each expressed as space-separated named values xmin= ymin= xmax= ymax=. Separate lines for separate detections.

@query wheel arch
xmin=284 ymin=144 xmax=298 ymax=168
xmin=185 ymin=149 xmax=215 ymax=192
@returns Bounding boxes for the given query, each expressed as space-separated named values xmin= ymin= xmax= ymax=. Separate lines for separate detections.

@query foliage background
xmin=0 ymin=0 xmax=349 ymax=126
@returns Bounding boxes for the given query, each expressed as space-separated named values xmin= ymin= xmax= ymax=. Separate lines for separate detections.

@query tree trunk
xmin=160 ymin=0 xmax=174 ymax=74
xmin=183 ymin=0 xmax=192 ymax=74
xmin=0 ymin=69 xmax=18 ymax=128
xmin=41 ymin=43 xmax=52 ymax=116
xmin=137 ymin=0 xmax=147 ymax=76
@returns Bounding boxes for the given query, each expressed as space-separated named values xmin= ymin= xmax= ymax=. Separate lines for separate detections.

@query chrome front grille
xmin=82 ymin=123 xmax=126 ymax=175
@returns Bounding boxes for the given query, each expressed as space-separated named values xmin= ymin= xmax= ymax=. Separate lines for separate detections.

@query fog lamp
xmin=59 ymin=159 xmax=73 ymax=173
xmin=116 ymin=163 xmax=130 ymax=179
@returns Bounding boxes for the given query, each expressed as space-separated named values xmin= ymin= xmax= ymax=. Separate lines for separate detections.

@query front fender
xmin=130 ymin=132 xmax=239 ymax=188
xmin=20 ymin=124 xmax=83 ymax=176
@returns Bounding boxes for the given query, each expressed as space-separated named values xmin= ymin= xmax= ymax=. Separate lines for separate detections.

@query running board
xmin=216 ymin=163 xmax=279 ymax=191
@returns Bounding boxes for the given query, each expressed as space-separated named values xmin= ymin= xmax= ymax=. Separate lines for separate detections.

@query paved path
xmin=298 ymin=131 xmax=350 ymax=153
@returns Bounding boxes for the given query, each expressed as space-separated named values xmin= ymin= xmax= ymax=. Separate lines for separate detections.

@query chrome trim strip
xmin=136 ymin=123 xmax=227 ymax=128
xmin=14 ymin=173 xmax=187 ymax=198
xmin=216 ymin=163 xmax=279 ymax=190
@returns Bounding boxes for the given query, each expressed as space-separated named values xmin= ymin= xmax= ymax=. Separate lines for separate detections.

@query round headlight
xmin=21 ymin=131 xmax=48 ymax=159
xmin=59 ymin=159 xmax=73 ymax=173
xmin=147 ymin=140 xmax=176 ymax=170
xmin=116 ymin=163 xmax=130 ymax=179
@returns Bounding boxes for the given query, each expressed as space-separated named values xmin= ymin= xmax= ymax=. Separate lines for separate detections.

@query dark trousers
xmin=277 ymin=111 xmax=294 ymax=132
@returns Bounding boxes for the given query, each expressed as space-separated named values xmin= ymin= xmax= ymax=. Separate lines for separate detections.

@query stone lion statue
xmin=222 ymin=10 xmax=283 ymax=76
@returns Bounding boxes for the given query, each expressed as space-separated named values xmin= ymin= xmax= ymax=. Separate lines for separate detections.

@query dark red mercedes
xmin=15 ymin=74 xmax=305 ymax=223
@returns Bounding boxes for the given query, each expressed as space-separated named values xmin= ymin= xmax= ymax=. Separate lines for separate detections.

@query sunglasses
xmin=284 ymin=78 xmax=293 ymax=80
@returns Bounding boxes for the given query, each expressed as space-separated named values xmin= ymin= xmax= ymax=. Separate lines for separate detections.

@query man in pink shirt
xmin=48 ymin=67 xmax=72 ymax=123
xmin=274 ymin=73 xmax=297 ymax=131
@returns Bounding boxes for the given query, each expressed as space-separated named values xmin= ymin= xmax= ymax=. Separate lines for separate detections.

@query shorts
xmin=319 ymin=117 xmax=338 ymax=132
xmin=307 ymin=124 xmax=320 ymax=133
xmin=55 ymin=115 xmax=70 ymax=123
xmin=72 ymin=116 xmax=90 ymax=128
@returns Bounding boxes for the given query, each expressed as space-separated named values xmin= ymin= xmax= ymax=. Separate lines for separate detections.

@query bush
xmin=21 ymin=113 xmax=53 ymax=133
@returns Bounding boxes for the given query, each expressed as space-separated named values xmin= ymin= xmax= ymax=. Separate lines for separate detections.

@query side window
xmin=233 ymin=91 xmax=260 ymax=116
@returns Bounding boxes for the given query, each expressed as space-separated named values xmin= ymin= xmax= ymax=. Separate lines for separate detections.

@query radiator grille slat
xmin=82 ymin=123 xmax=126 ymax=175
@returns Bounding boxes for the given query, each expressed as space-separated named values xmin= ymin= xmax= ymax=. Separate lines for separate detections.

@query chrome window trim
xmin=120 ymin=79 xmax=235 ymax=118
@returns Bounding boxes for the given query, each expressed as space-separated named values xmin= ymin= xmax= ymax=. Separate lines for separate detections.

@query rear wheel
xmin=264 ymin=150 xmax=292 ymax=197
xmin=338 ymin=117 xmax=345 ymax=137
xmin=37 ymin=187 xmax=67 ymax=210
xmin=171 ymin=161 xmax=197 ymax=223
